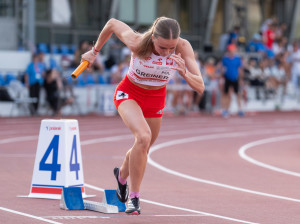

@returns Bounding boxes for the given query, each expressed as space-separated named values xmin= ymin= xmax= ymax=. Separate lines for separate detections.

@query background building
xmin=1 ymin=0 xmax=300 ymax=53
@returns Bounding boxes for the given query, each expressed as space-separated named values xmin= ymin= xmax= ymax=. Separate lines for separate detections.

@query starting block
xmin=102 ymin=189 xmax=126 ymax=212
xmin=60 ymin=187 xmax=125 ymax=213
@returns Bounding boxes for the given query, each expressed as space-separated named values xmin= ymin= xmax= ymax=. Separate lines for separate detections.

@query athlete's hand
xmin=81 ymin=50 xmax=97 ymax=69
xmin=170 ymin=53 xmax=186 ymax=77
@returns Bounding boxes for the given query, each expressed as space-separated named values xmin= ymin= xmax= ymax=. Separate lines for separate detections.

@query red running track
xmin=0 ymin=112 xmax=300 ymax=224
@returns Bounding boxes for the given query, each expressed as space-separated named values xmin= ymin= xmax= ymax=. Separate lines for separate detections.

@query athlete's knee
xmin=135 ymin=130 xmax=152 ymax=151
xmin=125 ymin=150 xmax=131 ymax=160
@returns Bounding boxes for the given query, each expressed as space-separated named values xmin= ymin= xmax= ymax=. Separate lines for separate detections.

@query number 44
xmin=39 ymin=135 xmax=80 ymax=181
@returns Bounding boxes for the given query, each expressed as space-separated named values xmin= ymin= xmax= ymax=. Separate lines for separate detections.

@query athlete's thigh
xmin=117 ymin=99 xmax=150 ymax=135
xmin=145 ymin=117 xmax=162 ymax=147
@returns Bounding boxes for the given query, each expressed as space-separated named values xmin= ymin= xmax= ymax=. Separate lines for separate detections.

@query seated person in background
xmin=248 ymin=58 xmax=265 ymax=100
xmin=0 ymin=86 xmax=14 ymax=101
xmin=204 ymin=57 xmax=222 ymax=112
xmin=268 ymin=59 xmax=287 ymax=90
xmin=44 ymin=69 xmax=74 ymax=116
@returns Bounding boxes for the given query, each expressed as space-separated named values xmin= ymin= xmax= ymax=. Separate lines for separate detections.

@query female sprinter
xmin=81 ymin=17 xmax=205 ymax=215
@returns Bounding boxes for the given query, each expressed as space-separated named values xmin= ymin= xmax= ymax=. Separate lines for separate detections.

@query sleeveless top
xmin=128 ymin=53 xmax=177 ymax=86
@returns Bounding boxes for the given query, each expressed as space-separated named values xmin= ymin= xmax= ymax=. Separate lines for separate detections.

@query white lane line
xmin=239 ymin=134 xmax=300 ymax=177
xmin=81 ymin=134 xmax=132 ymax=145
xmin=80 ymin=126 xmax=292 ymax=146
xmin=0 ymin=127 xmax=226 ymax=146
xmin=0 ymin=136 xmax=37 ymax=144
xmin=80 ymin=127 xmax=230 ymax=145
xmin=0 ymin=207 xmax=62 ymax=224
xmin=85 ymin=184 xmax=258 ymax=224
xmin=148 ymin=130 xmax=300 ymax=203
xmin=1 ymin=121 xmax=298 ymax=142
xmin=44 ymin=214 xmax=207 ymax=219
xmin=0 ymin=153 xmax=35 ymax=158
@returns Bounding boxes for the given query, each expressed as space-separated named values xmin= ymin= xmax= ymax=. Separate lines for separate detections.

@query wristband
xmin=93 ymin=41 xmax=100 ymax=53
xmin=91 ymin=48 xmax=98 ymax=56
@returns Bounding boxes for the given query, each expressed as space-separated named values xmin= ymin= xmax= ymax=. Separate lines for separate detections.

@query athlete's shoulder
xmin=176 ymin=38 xmax=193 ymax=57
xmin=176 ymin=38 xmax=192 ymax=52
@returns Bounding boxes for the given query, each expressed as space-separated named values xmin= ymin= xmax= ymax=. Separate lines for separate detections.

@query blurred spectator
xmin=263 ymin=22 xmax=276 ymax=49
xmin=192 ymin=51 xmax=204 ymax=111
xmin=170 ymin=71 xmax=193 ymax=115
xmin=271 ymin=60 xmax=287 ymax=108
xmin=60 ymin=55 xmax=72 ymax=71
xmin=275 ymin=22 xmax=287 ymax=40
xmin=0 ymin=86 xmax=13 ymax=101
xmin=203 ymin=57 xmax=221 ymax=113
xmin=260 ymin=18 xmax=273 ymax=34
xmin=247 ymin=33 xmax=267 ymax=53
xmin=260 ymin=58 xmax=274 ymax=99
xmin=272 ymin=37 xmax=287 ymax=56
xmin=88 ymin=42 xmax=105 ymax=73
xmin=248 ymin=58 xmax=265 ymax=100
xmin=72 ymin=40 xmax=89 ymax=68
xmin=218 ymin=32 xmax=229 ymax=52
xmin=37 ymin=51 xmax=47 ymax=71
xmin=221 ymin=44 xmax=244 ymax=117
xmin=24 ymin=53 xmax=46 ymax=115
xmin=103 ymin=34 xmax=123 ymax=64
xmin=121 ymin=46 xmax=131 ymax=61
xmin=44 ymin=69 xmax=74 ymax=116
xmin=227 ymin=26 xmax=240 ymax=46
xmin=110 ymin=55 xmax=130 ymax=84
xmin=289 ymin=41 xmax=300 ymax=101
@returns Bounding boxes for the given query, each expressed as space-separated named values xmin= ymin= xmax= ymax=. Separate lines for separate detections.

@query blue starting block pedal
xmin=60 ymin=187 xmax=84 ymax=210
xmin=60 ymin=187 xmax=119 ymax=213
xmin=102 ymin=190 xmax=126 ymax=212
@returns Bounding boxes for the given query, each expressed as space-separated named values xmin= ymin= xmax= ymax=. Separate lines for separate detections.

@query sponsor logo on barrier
xmin=46 ymin=126 xmax=62 ymax=131
xmin=70 ymin=127 xmax=77 ymax=131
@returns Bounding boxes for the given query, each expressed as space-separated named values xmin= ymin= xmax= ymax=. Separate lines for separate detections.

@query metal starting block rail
xmin=83 ymin=200 xmax=118 ymax=213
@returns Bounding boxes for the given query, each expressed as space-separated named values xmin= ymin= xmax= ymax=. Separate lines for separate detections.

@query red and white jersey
xmin=128 ymin=53 xmax=177 ymax=86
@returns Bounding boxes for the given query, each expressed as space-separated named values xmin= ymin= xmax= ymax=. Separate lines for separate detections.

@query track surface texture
xmin=0 ymin=112 xmax=299 ymax=224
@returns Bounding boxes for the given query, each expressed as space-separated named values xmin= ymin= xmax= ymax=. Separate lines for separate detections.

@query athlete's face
xmin=152 ymin=36 xmax=179 ymax=57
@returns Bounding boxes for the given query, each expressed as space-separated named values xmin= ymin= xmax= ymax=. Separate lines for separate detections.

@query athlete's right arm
xmin=94 ymin=18 xmax=140 ymax=52
xmin=81 ymin=19 xmax=139 ymax=67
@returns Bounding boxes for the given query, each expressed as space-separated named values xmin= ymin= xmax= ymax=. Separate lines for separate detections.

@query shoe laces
xmin=131 ymin=197 xmax=139 ymax=208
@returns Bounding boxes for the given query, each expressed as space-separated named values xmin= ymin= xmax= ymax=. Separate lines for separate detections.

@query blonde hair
xmin=136 ymin=17 xmax=181 ymax=59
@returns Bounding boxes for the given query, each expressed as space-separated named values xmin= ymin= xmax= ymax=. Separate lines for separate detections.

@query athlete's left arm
xmin=171 ymin=39 xmax=205 ymax=94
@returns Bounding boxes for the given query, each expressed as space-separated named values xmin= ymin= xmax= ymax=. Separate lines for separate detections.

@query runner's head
xmin=137 ymin=17 xmax=181 ymax=58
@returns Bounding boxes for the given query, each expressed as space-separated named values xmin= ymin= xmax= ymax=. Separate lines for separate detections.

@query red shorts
xmin=114 ymin=75 xmax=167 ymax=118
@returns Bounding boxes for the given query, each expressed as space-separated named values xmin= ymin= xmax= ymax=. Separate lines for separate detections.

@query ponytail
xmin=135 ymin=30 xmax=154 ymax=60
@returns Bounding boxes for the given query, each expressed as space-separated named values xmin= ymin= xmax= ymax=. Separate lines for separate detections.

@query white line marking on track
xmin=148 ymin=130 xmax=300 ymax=203
xmin=44 ymin=214 xmax=207 ymax=219
xmin=79 ymin=126 xmax=294 ymax=146
xmin=0 ymin=207 xmax=62 ymax=224
xmin=84 ymin=184 xmax=259 ymax=224
xmin=0 ymin=153 xmax=35 ymax=158
xmin=0 ymin=136 xmax=37 ymax=144
xmin=239 ymin=134 xmax=300 ymax=177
